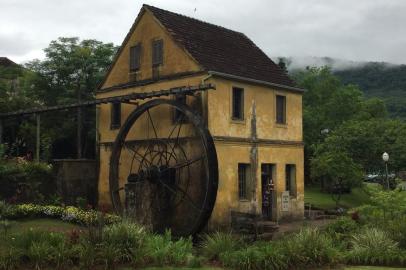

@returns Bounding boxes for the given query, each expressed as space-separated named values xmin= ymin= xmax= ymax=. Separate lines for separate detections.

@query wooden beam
xmin=0 ymin=84 xmax=215 ymax=119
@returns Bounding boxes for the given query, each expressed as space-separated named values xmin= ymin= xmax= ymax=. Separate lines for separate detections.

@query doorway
xmin=261 ymin=164 xmax=275 ymax=220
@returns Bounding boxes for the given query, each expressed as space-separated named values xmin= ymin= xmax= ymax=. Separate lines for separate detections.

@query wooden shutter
xmin=130 ymin=44 xmax=141 ymax=71
xmin=276 ymin=95 xmax=286 ymax=124
xmin=232 ymin=87 xmax=244 ymax=120
xmin=152 ymin=39 xmax=163 ymax=66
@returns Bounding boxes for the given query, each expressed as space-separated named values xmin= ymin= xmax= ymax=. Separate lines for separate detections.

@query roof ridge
xmin=143 ymin=4 xmax=246 ymax=36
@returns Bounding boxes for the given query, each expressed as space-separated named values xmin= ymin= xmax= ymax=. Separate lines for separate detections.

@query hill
xmin=279 ymin=57 xmax=406 ymax=119
xmin=334 ymin=63 xmax=406 ymax=119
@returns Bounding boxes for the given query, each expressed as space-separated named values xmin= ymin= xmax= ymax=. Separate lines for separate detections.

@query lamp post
xmin=382 ymin=152 xmax=389 ymax=189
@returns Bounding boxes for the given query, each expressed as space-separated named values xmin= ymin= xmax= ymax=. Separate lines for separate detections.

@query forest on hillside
xmin=334 ymin=63 xmax=406 ymax=120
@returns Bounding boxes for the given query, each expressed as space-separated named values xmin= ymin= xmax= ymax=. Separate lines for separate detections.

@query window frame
xmin=231 ymin=87 xmax=244 ymax=121
xmin=276 ymin=94 xmax=287 ymax=124
xmin=110 ymin=102 xmax=121 ymax=130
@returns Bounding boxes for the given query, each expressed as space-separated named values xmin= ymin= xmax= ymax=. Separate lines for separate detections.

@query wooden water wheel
xmin=109 ymin=98 xmax=218 ymax=236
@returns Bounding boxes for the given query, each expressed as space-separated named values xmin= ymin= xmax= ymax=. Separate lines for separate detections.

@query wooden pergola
xmin=0 ymin=84 xmax=214 ymax=161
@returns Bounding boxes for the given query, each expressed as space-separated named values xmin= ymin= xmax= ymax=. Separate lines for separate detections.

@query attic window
xmin=232 ymin=87 xmax=244 ymax=120
xmin=130 ymin=43 xmax=141 ymax=71
xmin=276 ymin=95 xmax=286 ymax=124
xmin=152 ymin=39 xmax=163 ymax=66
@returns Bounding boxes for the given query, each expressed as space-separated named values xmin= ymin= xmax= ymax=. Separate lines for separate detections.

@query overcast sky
xmin=1 ymin=0 xmax=406 ymax=65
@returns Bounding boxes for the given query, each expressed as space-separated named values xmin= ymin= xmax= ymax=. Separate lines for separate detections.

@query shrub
xmin=1 ymin=203 xmax=121 ymax=225
xmin=0 ymin=247 xmax=21 ymax=270
xmin=281 ymin=227 xmax=341 ymax=267
xmin=76 ymin=239 xmax=97 ymax=269
xmin=9 ymin=229 xmax=72 ymax=269
xmin=0 ymin=161 xmax=55 ymax=203
xmin=200 ymin=231 xmax=243 ymax=261
xmin=143 ymin=230 xmax=194 ymax=266
xmin=325 ymin=216 xmax=359 ymax=243
xmin=99 ymin=242 xmax=122 ymax=270
xmin=345 ymin=228 xmax=406 ymax=266
xmin=385 ymin=217 xmax=406 ymax=249
xmin=102 ymin=220 xmax=146 ymax=263
xmin=220 ymin=243 xmax=288 ymax=270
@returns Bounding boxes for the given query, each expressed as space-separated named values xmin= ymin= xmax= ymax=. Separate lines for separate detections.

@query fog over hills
xmin=273 ymin=56 xmax=406 ymax=120
xmin=272 ymin=56 xmax=400 ymax=71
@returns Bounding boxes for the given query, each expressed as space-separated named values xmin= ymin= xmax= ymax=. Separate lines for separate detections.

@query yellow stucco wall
xmin=204 ymin=76 xmax=304 ymax=228
xmin=210 ymin=142 xmax=304 ymax=228
xmin=206 ymin=77 xmax=302 ymax=141
xmin=102 ymin=9 xmax=202 ymax=89
xmin=96 ymin=7 xmax=304 ymax=229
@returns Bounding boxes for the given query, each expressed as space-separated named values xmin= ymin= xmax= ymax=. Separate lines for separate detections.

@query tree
xmin=2 ymin=37 xmax=117 ymax=159
xmin=310 ymin=150 xmax=363 ymax=196
xmin=293 ymin=67 xmax=406 ymax=190
xmin=312 ymin=119 xmax=406 ymax=181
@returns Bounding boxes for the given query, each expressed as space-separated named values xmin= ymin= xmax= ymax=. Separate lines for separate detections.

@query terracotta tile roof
xmin=0 ymin=57 xmax=18 ymax=67
xmin=144 ymin=5 xmax=295 ymax=87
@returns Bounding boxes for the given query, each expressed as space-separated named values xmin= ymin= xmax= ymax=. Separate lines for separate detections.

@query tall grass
xmin=143 ymin=230 xmax=194 ymax=266
xmin=200 ymin=231 xmax=243 ymax=261
xmin=219 ymin=227 xmax=340 ymax=270
xmin=346 ymin=228 xmax=406 ymax=266
xmin=220 ymin=242 xmax=288 ymax=270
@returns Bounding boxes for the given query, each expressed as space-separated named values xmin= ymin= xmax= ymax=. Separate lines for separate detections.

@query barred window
xmin=130 ymin=44 xmax=141 ymax=71
xmin=238 ymin=163 xmax=251 ymax=200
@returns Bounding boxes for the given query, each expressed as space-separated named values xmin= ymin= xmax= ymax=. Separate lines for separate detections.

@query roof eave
xmin=207 ymin=71 xmax=306 ymax=93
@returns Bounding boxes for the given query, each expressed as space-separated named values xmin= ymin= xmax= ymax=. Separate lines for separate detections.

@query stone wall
xmin=53 ymin=159 xmax=97 ymax=206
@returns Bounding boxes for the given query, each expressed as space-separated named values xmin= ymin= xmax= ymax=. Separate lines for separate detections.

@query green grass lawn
xmin=2 ymin=218 xmax=82 ymax=235
xmin=344 ymin=267 xmax=406 ymax=270
xmin=304 ymin=185 xmax=371 ymax=210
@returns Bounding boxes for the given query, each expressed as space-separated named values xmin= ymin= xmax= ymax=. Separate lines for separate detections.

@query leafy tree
xmin=310 ymin=150 xmax=363 ymax=191
xmin=293 ymin=67 xmax=406 ymax=190
xmin=1 ymin=37 xmax=117 ymax=159
xmin=329 ymin=120 xmax=405 ymax=172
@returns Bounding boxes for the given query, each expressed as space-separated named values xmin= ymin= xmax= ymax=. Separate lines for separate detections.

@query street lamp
xmin=382 ymin=152 xmax=389 ymax=189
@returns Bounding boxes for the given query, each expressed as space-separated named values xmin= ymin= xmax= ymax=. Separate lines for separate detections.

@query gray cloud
xmin=0 ymin=0 xmax=405 ymax=64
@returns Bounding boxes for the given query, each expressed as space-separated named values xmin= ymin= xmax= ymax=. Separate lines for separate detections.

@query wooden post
xmin=0 ymin=119 xmax=3 ymax=145
xmin=77 ymin=81 xmax=82 ymax=159
xmin=35 ymin=114 xmax=40 ymax=162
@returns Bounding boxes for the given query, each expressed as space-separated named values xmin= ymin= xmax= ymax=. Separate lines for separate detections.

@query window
xmin=276 ymin=95 xmax=286 ymax=124
xmin=152 ymin=39 xmax=163 ymax=66
xmin=110 ymin=102 xmax=121 ymax=129
xmin=232 ymin=87 xmax=244 ymax=120
xmin=130 ymin=43 xmax=141 ymax=71
xmin=238 ymin=163 xmax=251 ymax=200
xmin=285 ymin=164 xmax=296 ymax=197
xmin=173 ymin=94 xmax=187 ymax=123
